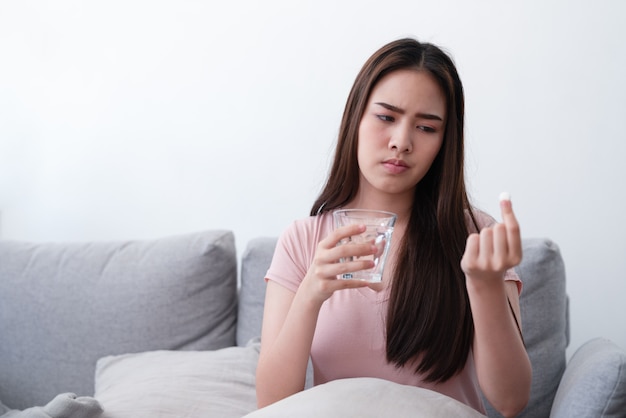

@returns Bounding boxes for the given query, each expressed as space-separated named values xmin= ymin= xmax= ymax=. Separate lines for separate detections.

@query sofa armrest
xmin=550 ymin=337 xmax=626 ymax=418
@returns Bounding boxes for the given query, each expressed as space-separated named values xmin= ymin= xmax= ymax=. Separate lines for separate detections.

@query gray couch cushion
xmin=244 ymin=377 xmax=486 ymax=418
xmin=237 ymin=237 xmax=277 ymax=347
xmin=94 ymin=340 xmax=260 ymax=418
xmin=518 ymin=238 xmax=568 ymax=418
xmin=237 ymin=236 xmax=316 ymax=389
xmin=484 ymin=238 xmax=568 ymax=418
xmin=550 ymin=337 xmax=626 ymax=418
xmin=0 ymin=230 xmax=237 ymax=410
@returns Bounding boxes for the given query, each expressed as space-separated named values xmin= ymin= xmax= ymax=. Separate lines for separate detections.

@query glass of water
xmin=332 ymin=209 xmax=397 ymax=283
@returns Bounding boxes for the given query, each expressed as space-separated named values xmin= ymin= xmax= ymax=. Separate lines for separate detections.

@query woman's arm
xmin=461 ymin=198 xmax=532 ymax=418
xmin=256 ymin=223 xmax=376 ymax=408
xmin=255 ymin=281 xmax=321 ymax=408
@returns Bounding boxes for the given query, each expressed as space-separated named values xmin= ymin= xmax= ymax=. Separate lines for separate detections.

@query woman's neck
xmin=344 ymin=190 xmax=413 ymax=227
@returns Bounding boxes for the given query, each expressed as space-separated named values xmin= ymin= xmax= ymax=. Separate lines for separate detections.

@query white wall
xmin=1 ymin=0 xmax=625 ymax=359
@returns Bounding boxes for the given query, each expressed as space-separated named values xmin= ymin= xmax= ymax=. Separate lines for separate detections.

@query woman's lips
xmin=382 ymin=159 xmax=409 ymax=174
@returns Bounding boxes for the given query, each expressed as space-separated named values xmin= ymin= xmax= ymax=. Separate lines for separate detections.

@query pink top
xmin=266 ymin=210 xmax=521 ymax=414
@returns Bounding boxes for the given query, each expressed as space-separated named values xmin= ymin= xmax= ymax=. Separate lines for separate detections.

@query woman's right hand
xmin=299 ymin=223 xmax=378 ymax=306
xmin=257 ymin=223 xmax=378 ymax=408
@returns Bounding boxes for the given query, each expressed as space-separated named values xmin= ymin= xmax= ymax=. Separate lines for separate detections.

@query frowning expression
xmin=357 ymin=69 xmax=446 ymax=198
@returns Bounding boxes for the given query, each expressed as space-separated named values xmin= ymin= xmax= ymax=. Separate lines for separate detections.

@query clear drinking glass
xmin=332 ymin=209 xmax=397 ymax=283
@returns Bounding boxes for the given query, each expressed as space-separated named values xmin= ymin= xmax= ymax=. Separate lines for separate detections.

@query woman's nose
xmin=388 ymin=125 xmax=413 ymax=153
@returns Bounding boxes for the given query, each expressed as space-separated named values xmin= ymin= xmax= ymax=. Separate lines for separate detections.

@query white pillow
xmin=245 ymin=377 xmax=486 ymax=418
xmin=94 ymin=341 xmax=259 ymax=418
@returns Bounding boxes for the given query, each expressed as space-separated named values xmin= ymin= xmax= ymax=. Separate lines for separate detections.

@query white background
xmin=1 ymin=0 xmax=625 ymax=359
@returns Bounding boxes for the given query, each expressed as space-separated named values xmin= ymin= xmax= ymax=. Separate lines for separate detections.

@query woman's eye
xmin=418 ymin=125 xmax=436 ymax=133
xmin=377 ymin=114 xmax=394 ymax=122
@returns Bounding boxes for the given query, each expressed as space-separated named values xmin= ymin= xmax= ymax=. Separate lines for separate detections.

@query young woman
xmin=256 ymin=38 xmax=531 ymax=417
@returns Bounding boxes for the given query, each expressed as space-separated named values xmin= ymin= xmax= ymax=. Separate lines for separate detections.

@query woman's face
xmin=356 ymin=69 xmax=446 ymax=200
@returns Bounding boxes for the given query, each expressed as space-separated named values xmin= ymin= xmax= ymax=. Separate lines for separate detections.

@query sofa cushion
xmin=550 ymin=338 xmax=626 ymax=418
xmin=518 ymin=239 xmax=568 ymax=417
xmin=0 ymin=230 xmax=237 ymax=410
xmin=94 ymin=340 xmax=259 ymax=418
xmin=478 ymin=238 xmax=568 ymax=417
xmin=236 ymin=237 xmax=277 ymax=347
xmin=244 ymin=377 xmax=486 ymax=417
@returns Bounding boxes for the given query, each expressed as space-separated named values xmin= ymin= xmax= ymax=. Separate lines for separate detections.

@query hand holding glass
xmin=333 ymin=209 xmax=397 ymax=283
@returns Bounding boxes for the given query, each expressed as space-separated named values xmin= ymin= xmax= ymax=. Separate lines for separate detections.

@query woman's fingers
xmin=499 ymin=195 xmax=522 ymax=265
xmin=320 ymin=224 xmax=378 ymax=265
xmin=322 ymin=224 xmax=366 ymax=249
xmin=479 ymin=225 xmax=495 ymax=259
xmin=461 ymin=233 xmax=479 ymax=273
xmin=307 ymin=224 xmax=379 ymax=295
xmin=462 ymin=194 xmax=523 ymax=277
xmin=492 ymin=223 xmax=508 ymax=266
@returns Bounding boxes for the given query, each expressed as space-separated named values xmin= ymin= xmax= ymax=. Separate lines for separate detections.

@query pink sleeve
xmin=265 ymin=219 xmax=313 ymax=293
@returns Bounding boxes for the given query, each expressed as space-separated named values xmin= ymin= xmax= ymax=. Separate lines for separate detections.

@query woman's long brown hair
xmin=311 ymin=38 xmax=477 ymax=382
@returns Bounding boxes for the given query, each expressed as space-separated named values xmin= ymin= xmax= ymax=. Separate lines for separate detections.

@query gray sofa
xmin=0 ymin=230 xmax=624 ymax=417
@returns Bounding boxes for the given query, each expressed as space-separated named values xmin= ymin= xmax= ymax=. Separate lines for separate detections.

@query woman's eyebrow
xmin=374 ymin=102 xmax=443 ymax=121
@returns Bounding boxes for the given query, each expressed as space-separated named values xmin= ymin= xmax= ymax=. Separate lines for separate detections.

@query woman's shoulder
xmin=284 ymin=212 xmax=333 ymax=232
xmin=465 ymin=207 xmax=497 ymax=233
xmin=267 ymin=213 xmax=334 ymax=288
xmin=279 ymin=212 xmax=334 ymax=247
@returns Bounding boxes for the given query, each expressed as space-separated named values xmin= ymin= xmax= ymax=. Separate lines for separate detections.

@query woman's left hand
xmin=461 ymin=197 xmax=522 ymax=281
xmin=463 ymin=196 xmax=531 ymax=416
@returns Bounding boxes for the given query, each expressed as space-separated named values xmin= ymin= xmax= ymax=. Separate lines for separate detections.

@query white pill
xmin=499 ymin=192 xmax=511 ymax=201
